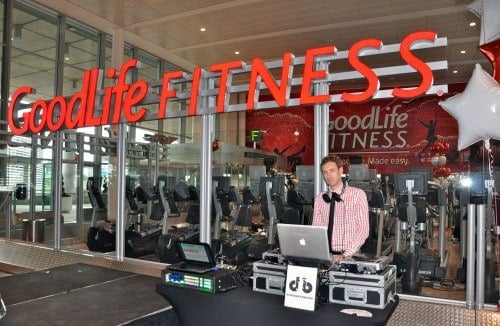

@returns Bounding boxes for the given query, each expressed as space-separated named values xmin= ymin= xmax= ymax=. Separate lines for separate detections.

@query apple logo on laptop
xmin=299 ymin=237 xmax=306 ymax=246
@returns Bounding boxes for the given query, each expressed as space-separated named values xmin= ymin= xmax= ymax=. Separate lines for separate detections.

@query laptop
xmin=277 ymin=223 xmax=333 ymax=268
xmin=168 ymin=242 xmax=216 ymax=274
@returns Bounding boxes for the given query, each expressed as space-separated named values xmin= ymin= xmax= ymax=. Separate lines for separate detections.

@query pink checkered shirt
xmin=312 ymin=184 xmax=369 ymax=257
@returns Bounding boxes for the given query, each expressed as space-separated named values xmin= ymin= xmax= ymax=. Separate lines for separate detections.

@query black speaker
xmin=15 ymin=184 xmax=27 ymax=200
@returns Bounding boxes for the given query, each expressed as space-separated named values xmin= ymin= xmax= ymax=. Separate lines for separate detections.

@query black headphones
xmin=322 ymin=185 xmax=344 ymax=203
xmin=323 ymin=192 xmax=341 ymax=203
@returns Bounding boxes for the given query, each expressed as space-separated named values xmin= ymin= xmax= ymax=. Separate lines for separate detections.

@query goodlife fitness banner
xmin=247 ymin=86 xmax=465 ymax=174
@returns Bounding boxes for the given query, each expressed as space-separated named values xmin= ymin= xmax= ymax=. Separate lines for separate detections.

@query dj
xmin=311 ymin=154 xmax=369 ymax=264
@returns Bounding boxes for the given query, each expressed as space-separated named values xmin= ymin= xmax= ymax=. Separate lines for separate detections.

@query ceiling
xmin=26 ymin=0 xmax=486 ymax=99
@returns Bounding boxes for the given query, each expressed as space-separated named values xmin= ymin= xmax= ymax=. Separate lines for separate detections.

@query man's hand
xmin=333 ymin=255 xmax=343 ymax=264
xmin=333 ymin=254 xmax=352 ymax=264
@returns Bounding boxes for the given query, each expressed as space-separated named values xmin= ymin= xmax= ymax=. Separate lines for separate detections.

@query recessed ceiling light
xmin=469 ymin=22 xmax=476 ymax=27
xmin=453 ymin=70 xmax=458 ymax=74
xmin=200 ymin=27 xmax=206 ymax=32
xmin=123 ymin=2 xmax=134 ymax=7
xmin=460 ymin=50 xmax=466 ymax=54
xmin=234 ymin=50 xmax=240 ymax=55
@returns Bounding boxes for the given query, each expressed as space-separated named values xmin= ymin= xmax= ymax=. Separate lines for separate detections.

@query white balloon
xmin=438 ymin=155 xmax=447 ymax=166
xmin=467 ymin=0 xmax=482 ymax=17
xmin=439 ymin=64 xmax=500 ymax=151
xmin=431 ymin=155 xmax=440 ymax=166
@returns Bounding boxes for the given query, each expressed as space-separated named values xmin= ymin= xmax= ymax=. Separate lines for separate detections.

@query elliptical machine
xmin=156 ymin=175 xmax=200 ymax=263
xmin=392 ymin=172 xmax=428 ymax=294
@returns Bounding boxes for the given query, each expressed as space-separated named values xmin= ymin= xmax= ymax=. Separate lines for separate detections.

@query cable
xmin=325 ymin=268 xmax=348 ymax=286
xmin=439 ymin=279 xmax=456 ymax=288
xmin=0 ymin=294 xmax=6 ymax=320
xmin=218 ymin=266 xmax=247 ymax=288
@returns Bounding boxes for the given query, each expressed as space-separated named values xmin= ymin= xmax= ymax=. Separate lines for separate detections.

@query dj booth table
xmin=156 ymin=283 xmax=399 ymax=326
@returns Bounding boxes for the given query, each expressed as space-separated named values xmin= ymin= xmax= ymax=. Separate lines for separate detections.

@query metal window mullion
xmin=52 ymin=15 xmax=67 ymax=250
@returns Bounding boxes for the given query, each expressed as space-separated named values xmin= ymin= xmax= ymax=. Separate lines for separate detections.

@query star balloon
xmin=439 ymin=64 xmax=500 ymax=151
xmin=468 ymin=0 xmax=500 ymax=45
xmin=478 ymin=38 xmax=500 ymax=82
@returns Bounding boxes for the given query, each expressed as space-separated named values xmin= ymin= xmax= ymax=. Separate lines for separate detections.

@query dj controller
xmin=251 ymin=250 xmax=396 ymax=309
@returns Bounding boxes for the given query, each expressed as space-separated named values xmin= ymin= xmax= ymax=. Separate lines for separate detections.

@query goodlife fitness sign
xmin=8 ymin=31 xmax=447 ymax=135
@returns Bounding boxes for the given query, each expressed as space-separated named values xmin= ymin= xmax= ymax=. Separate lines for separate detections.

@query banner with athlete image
xmin=329 ymin=95 xmax=461 ymax=174
xmin=247 ymin=88 xmax=467 ymax=174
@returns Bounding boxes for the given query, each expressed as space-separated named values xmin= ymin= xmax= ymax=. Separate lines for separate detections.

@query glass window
xmin=62 ymin=21 xmax=99 ymax=95
xmin=7 ymin=2 xmax=58 ymax=243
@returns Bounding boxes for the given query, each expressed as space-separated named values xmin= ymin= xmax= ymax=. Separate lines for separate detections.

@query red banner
xmin=329 ymin=96 xmax=461 ymax=173
xmin=246 ymin=107 xmax=315 ymax=172
xmin=247 ymin=87 xmax=470 ymax=175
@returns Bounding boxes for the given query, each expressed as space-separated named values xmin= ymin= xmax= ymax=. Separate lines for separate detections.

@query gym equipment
xmin=212 ymin=178 xmax=252 ymax=266
xmin=157 ymin=175 xmax=199 ymax=263
xmin=87 ymin=177 xmax=106 ymax=227
xmin=392 ymin=172 xmax=427 ymax=294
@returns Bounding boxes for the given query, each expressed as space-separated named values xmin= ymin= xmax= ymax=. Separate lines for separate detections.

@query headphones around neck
xmin=322 ymin=185 xmax=344 ymax=203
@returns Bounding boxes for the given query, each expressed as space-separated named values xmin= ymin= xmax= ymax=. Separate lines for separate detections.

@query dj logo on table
xmin=289 ymin=276 xmax=313 ymax=294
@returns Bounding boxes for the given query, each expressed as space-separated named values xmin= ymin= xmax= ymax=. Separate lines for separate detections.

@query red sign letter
xmin=7 ymin=86 xmax=32 ymax=135
xmin=300 ymin=46 xmax=336 ymax=105
xmin=83 ymin=69 xmax=102 ymax=127
xmin=30 ymin=100 xmax=47 ymax=134
xmin=158 ymin=70 xmax=184 ymax=119
xmin=341 ymin=38 xmax=382 ymax=103
xmin=247 ymin=53 xmax=293 ymax=110
xmin=211 ymin=61 xmax=243 ymax=113
xmin=392 ymin=31 xmax=436 ymax=99
xmin=47 ymin=96 xmax=67 ymax=132
xmin=123 ymin=81 xmax=148 ymax=123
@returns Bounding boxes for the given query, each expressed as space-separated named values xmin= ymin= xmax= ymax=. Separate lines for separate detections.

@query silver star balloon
xmin=439 ymin=64 xmax=500 ymax=151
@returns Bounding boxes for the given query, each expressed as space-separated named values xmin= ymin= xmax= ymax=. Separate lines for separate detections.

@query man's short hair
xmin=320 ymin=154 xmax=343 ymax=169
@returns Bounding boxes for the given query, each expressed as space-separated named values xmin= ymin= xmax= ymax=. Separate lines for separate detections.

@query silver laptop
xmin=276 ymin=223 xmax=332 ymax=268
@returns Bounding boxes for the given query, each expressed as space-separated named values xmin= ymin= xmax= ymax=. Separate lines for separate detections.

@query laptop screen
xmin=277 ymin=223 xmax=332 ymax=267
xmin=178 ymin=242 xmax=215 ymax=265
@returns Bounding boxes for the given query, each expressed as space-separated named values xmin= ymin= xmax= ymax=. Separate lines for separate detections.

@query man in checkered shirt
xmin=312 ymin=154 xmax=369 ymax=264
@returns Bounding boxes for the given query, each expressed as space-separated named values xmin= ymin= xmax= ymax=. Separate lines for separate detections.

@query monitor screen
xmin=157 ymin=175 xmax=176 ymax=191
xmin=348 ymin=164 xmax=370 ymax=181
xmin=470 ymin=172 xmax=492 ymax=196
xmin=178 ymin=242 xmax=215 ymax=265
xmin=213 ymin=176 xmax=230 ymax=194
xmin=295 ymin=165 xmax=314 ymax=181
xmin=259 ymin=176 xmax=285 ymax=196
xmin=249 ymin=165 xmax=267 ymax=179
xmin=409 ymin=168 xmax=433 ymax=184
xmin=394 ymin=172 xmax=428 ymax=195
